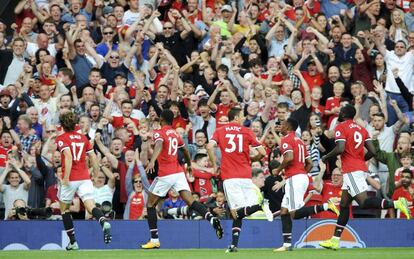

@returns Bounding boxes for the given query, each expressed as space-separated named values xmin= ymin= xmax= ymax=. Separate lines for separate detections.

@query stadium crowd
xmin=0 ymin=0 xmax=413 ymax=221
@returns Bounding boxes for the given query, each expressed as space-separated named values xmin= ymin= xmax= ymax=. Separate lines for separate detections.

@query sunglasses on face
xmin=134 ymin=180 xmax=142 ymax=183
xmin=103 ymin=31 xmax=113 ymax=35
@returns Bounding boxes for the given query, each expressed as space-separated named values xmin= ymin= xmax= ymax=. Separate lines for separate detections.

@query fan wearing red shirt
xmin=207 ymin=107 xmax=272 ymax=252
xmin=320 ymin=105 xmax=411 ymax=250
xmin=324 ymin=82 xmax=344 ymax=128
xmin=293 ymin=54 xmax=324 ymax=93
xmin=392 ymin=169 xmax=414 ymax=219
xmin=141 ymin=109 xmax=223 ymax=249
xmin=207 ymin=80 xmax=237 ymax=127
xmin=170 ymin=101 xmax=189 ymax=130
xmin=318 ymin=168 xmax=353 ymax=219
xmin=284 ymin=0 xmax=320 ymax=22
xmin=105 ymin=99 xmax=139 ymax=150
xmin=273 ymin=118 xmax=338 ymax=251
xmin=0 ymin=131 xmax=13 ymax=168
xmin=191 ymin=153 xmax=216 ymax=203
xmin=55 ymin=112 xmax=111 ymax=250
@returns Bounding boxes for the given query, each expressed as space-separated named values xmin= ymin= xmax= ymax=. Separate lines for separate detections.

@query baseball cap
xmin=221 ymin=5 xmax=233 ymax=13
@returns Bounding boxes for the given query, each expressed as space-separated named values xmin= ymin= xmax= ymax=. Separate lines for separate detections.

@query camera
xmin=15 ymin=207 xmax=52 ymax=219
xmin=95 ymin=201 xmax=115 ymax=219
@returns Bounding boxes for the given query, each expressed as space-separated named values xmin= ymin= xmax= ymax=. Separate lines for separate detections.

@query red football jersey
xmin=334 ymin=120 xmax=370 ymax=173
xmin=392 ymin=187 xmax=414 ymax=219
xmin=215 ymin=103 xmax=234 ymax=128
xmin=211 ymin=122 xmax=262 ymax=180
xmin=128 ymin=192 xmax=145 ymax=220
xmin=153 ymin=125 xmax=185 ymax=176
xmin=56 ymin=131 xmax=93 ymax=181
xmin=280 ymin=132 xmax=309 ymax=178
xmin=192 ymin=169 xmax=214 ymax=203
xmin=318 ymin=182 xmax=353 ymax=219
xmin=0 ymin=146 xmax=11 ymax=168
xmin=325 ymin=96 xmax=341 ymax=128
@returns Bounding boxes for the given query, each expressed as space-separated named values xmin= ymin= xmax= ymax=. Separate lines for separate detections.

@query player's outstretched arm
xmin=275 ymin=151 xmax=293 ymax=175
xmin=145 ymin=140 xmax=163 ymax=173
xmin=321 ymin=141 xmax=345 ymax=163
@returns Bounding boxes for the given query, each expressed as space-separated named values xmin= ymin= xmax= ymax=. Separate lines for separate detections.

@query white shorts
xmin=281 ymin=174 xmax=309 ymax=212
xmin=223 ymin=178 xmax=261 ymax=210
xmin=149 ymin=172 xmax=190 ymax=197
xmin=58 ymin=180 xmax=95 ymax=204
xmin=342 ymin=171 xmax=368 ymax=197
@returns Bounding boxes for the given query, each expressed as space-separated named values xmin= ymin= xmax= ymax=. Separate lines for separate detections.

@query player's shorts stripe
xmin=222 ymin=182 xmax=232 ymax=209
xmin=149 ymin=177 xmax=159 ymax=193
xmin=348 ymin=173 xmax=360 ymax=194
xmin=289 ymin=178 xmax=295 ymax=210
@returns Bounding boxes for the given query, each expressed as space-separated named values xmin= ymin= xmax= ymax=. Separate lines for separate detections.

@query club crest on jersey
xmin=154 ymin=133 xmax=160 ymax=139
xmin=295 ymin=220 xmax=366 ymax=249
xmin=58 ymin=141 xmax=63 ymax=147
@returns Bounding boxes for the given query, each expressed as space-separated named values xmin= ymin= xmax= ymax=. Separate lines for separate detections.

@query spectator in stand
xmin=394 ymin=152 xmax=414 ymax=188
xmin=324 ymin=82 xmax=344 ymax=129
xmin=391 ymin=169 xmax=414 ymax=218
xmin=0 ymin=158 xmax=31 ymax=220
xmin=188 ymin=153 xmax=216 ymax=203
xmin=162 ymin=189 xmax=187 ymax=219
xmin=188 ymin=98 xmax=216 ymax=140
xmin=124 ymin=151 xmax=148 ymax=220
xmin=373 ymin=133 xmax=412 ymax=198
xmin=205 ymin=191 xmax=230 ymax=220
xmin=317 ymin=167 xmax=350 ymax=219
xmin=262 ymin=160 xmax=284 ymax=217
xmin=0 ymin=38 xmax=27 ymax=87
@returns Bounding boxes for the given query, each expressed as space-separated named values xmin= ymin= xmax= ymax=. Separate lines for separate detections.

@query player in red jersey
xmin=141 ymin=109 xmax=223 ymax=249
xmin=273 ymin=118 xmax=339 ymax=252
xmin=207 ymin=107 xmax=273 ymax=253
xmin=319 ymin=105 xmax=412 ymax=250
xmin=55 ymin=112 xmax=111 ymax=250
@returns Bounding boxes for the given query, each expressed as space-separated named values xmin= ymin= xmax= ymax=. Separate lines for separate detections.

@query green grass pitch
xmin=1 ymin=248 xmax=414 ymax=259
